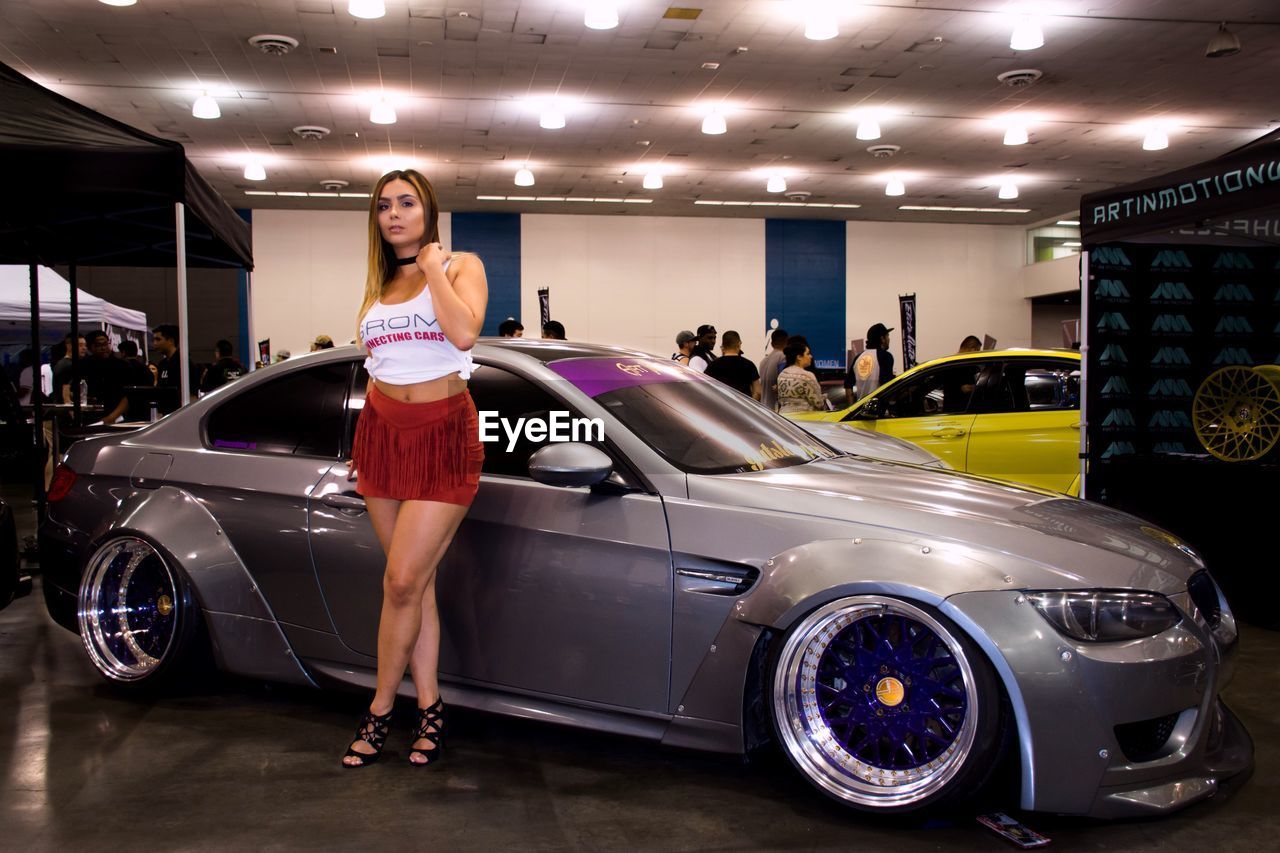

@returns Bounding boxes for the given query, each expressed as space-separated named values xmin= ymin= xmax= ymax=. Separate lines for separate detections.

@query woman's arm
xmin=418 ymin=244 xmax=488 ymax=351
xmin=803 ymin=373 xmax=826 ymax=411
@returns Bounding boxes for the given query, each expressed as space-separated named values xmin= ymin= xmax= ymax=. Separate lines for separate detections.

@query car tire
xmin=769 ymin=595 xmax=1003 ymax=813
xmin=77 ymin=536 xmax=201 ymax=686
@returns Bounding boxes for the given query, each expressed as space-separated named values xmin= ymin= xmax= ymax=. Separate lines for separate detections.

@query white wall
xmin=1022 ymin=252 xmax=1080 ymax=299
xmin=251 ymin=210 xmax=451 ymax=357
xmin=250 ymin=210 xmax=1042 ymax=367
xmin=520 ymin=215 xmax=765 ymax=359
xmin=846 ymin=221 xmax=1032 ymax=365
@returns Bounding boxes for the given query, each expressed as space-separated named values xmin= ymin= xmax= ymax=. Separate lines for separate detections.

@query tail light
xmin=48 ymin=464 xmax=76 ymax=502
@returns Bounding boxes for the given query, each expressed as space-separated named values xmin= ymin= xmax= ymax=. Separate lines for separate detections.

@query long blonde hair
xmin=356 ymin=169 xmax=442 ymax=341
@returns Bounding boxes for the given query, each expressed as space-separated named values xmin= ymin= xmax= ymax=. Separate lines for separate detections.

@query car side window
xmin=206 ymin=361 xmax=352 ymax=458
xmin=467 ymin=364 xmax=591 ymax=478
xmin=993 ymin=361 xmax=1080 ymax=412
xmin=876 ymin=364 xmax=981 ymax=419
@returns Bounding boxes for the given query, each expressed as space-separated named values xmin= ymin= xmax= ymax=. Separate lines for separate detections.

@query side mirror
xmin=528 ymin=443 xmax=613 ymax=488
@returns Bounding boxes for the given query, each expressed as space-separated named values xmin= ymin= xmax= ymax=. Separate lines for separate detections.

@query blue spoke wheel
xmin=77 ymin=537 xmax=196 ymax=684
xmin=771 ymin=596 xmax=1002 ymax=812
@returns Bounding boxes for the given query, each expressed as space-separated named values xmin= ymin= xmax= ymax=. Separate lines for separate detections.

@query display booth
xmin=0 ymin=265 xmax=149 ymax=357
xmin=0 ymin=60 xmax=252 ymax=509
xmin=1080 ymin=129 xmax=1280 ymax=621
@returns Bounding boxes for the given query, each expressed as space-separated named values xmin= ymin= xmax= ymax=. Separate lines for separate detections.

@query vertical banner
xmin=257 ymin=339 xmax=270 ymax=366
xmin=898 ymin=293 xmax=918 ymax=370
xmin=538 ymin=287 xmax=550 ymax=326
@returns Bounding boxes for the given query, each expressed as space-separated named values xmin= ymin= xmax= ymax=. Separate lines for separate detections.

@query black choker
xmin=394 ymin=255 xmax=417 ymax=266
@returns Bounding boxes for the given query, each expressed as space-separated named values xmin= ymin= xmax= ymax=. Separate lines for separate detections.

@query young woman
xmin=341 ymin=169 xmax=488 ymax=768
xmin=776 ymin=341 xmax=827 ymax=414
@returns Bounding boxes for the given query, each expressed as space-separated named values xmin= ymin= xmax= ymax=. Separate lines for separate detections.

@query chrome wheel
xmin=772 ymin=596 xmax=991 ymax=811
xmin=77 ymin=537 xmax=187 ymax=682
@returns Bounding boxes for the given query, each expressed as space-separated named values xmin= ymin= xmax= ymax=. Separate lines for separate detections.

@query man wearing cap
xmin=672 ymin=330 xmax=697 ymax=365
xmin=689 ymin=324 xmax=718 ymax=373
xmin=847 ymin=322 xmax=895 ymax=402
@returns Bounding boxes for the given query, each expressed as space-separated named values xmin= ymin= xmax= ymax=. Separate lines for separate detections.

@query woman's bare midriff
xmin=373 ymin=372 xmax=467 ymax=403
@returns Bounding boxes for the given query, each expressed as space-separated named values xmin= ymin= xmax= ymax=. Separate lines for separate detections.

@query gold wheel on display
xmin=1191 ymin=365 xmax=1280 ymax=462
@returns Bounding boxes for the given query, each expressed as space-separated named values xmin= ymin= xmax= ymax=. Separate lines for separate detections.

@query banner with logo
xmin=257 ymin=339 xmax=270 ymax=365
xmin=538 ymin=287 xmax=550 ymax=326
xmin=897 ymin=293 xmax=917 ymax=370
xmin=1085 ymin=242 xmax=1280 ymax=502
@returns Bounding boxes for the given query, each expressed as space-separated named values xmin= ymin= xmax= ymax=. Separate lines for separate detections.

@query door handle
xmin=321 ymin=493 xmax=367 ymax=513
xmin=930 ymin=428 xmax=966 ymax=439
xmin=1070 ymin=422 xmax=1082 ymax=430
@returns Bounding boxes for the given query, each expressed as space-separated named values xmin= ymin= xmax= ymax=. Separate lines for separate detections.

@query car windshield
xmin=548 ymin=357 xmax=836 ymax=475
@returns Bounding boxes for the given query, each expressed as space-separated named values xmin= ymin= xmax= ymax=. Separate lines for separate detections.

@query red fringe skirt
xmin=352 ymin=385 xmax=485 ymax=506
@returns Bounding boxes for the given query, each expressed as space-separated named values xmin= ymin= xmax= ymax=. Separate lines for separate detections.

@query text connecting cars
xmin=788 ymin=349 xmax=1083 ymax=495
xmin=39 ymin=340 xmax=1248 ymax=817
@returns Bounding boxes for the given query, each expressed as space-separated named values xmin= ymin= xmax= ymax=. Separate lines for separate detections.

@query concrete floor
xmin=2 ymin=494 xmax=1278 ymax=851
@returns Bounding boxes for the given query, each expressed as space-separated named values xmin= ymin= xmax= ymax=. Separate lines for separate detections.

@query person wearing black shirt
xmin=82 ymin=330 xmax=132 ymax=424
xmin=52 ymin=334 xmax=86 ymax=403
xmin=705 ymin=330 xmax=762 ymax=400
xmin=151 ymin=324 xmax=195 ymax=413
xmin=199 ymin=339 xmax=245 ymax=394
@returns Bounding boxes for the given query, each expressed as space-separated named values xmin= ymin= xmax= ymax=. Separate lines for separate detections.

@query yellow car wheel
xmin=1191 ymin=365 xmax=1280 ymax=462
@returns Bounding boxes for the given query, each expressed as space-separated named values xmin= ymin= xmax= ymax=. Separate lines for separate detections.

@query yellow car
xmin=788 ymin=349 xmax=1083 ymax=495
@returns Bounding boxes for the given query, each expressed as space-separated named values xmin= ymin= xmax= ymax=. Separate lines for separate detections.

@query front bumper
xmin=943 ymin=589 xmax=1252 ymax=818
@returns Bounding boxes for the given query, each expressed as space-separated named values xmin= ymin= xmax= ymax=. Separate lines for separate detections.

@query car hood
xmin=687 ymin=457 xmax=1202 ymax=594
xmin=795 ymin=420 xmax=948 ymax=468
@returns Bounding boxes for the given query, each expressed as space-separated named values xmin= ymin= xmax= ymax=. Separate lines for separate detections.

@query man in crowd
xmin=672 ymin=330 xmax=697 ymax=365
xmin=757 ymin=327 xmax=788 ymax=411
xmin=311 ymin=334 xmax=335 ymax=351
xmin=705 ymin=330 xmax=761 ymax=401
xmin=542 ymin=320 xmax=566 ymax=340
xmin=151 ymin=324 xmax=196 ymax=413
xmin=498 ymin=319 xmax=524 ymax=337
xmin=83 ymin=330 xmax=132 ymax=424
xmin=52 ymin=333 xmax=86 ymax=403
xmin=847 ymin=322 xmax=895 ymax=402
xmin=689 ymin=324 xmax=718 ymax=372
xmin=199 ymin=339 xmax=245 ymax=394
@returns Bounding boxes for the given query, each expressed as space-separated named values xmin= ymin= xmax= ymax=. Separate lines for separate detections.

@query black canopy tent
xmin=0 ymin=60 xmax=253 ymax=508
xmin=1079 ymin=130 xmax=1280 ymax=622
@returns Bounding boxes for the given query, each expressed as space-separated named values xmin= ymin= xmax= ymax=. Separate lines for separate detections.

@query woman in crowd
xmin=776 ymin=340 xmax=827 ymax=414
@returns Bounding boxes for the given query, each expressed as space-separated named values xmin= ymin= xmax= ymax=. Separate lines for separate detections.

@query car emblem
xmin=156 ymin=594 xmax=174 ymax=617
xmin=875 ymin=676 xmax=905 ymax=707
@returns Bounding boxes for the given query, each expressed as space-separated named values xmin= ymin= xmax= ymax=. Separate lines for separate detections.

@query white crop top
xmin=359 ymin=260 xmax=474 ymax=383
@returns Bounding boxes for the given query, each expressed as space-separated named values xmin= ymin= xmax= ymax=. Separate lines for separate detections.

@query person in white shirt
xmin=16 ymin=347 xmax=54 ymax=406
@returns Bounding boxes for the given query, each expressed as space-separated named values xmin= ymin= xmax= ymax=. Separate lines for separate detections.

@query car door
xmin=843 ymin=362 xmax=981 ymax=471
xmin=966 ymin=358 xmax=1082 ymax=493
xmin=308 ymin=361 xmax=674 ymax=714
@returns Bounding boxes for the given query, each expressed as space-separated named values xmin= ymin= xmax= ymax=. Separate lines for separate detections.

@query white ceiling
xmin=2 ymin=0 xmax=1277 ymax=225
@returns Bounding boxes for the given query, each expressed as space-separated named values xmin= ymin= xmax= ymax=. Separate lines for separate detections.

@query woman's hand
xmin=346 ymin=458 xmax=358 ymax=481
xmin=416 ymin=242 xmax=448 ymax=276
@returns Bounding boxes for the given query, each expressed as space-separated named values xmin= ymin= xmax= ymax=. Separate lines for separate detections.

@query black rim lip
xmin=77 ymin=536 xmax=180 ymax=682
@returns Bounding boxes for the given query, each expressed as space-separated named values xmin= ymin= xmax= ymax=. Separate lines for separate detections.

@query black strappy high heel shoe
xmin=342 ymin=707 xmax=393 ymax=769
xmin=408 ymin=698 xmax=446 ymax=767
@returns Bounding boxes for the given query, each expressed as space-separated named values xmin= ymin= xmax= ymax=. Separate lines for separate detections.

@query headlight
xmin=1026 ymin=590 xmax=1181 ymax=642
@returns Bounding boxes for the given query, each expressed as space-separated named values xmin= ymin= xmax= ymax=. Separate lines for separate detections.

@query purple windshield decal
xmin=549 ymin=358 xmax=704 ymax=397
xmin=213 ymin=439 xmax=258 ymax=450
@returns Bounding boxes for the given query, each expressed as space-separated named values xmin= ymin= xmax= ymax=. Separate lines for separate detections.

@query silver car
xmin=39 ymin=340 xmax=1251 ymax=817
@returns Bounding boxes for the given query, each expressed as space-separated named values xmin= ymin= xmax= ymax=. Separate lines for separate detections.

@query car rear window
xmin=205 ymin=361 xmax=351 ymax=457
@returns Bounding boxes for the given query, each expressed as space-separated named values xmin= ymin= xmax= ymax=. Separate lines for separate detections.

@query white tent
xmin=0 ymin=265 xmax=148 ymax=333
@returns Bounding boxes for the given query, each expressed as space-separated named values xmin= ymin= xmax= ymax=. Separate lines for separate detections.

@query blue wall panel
xmin=764 ymin=220 xmax=847 ymax=370
xmin=236 ymin=208 xmax=252 ymax=365
xmin=450 ymin=212 xmax=521 ymax=336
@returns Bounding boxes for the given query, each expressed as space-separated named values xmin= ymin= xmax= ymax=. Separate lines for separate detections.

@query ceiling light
xmin=802 ymin=2 xmax=839 ymax=40
xmin=348 ymin=0 xmax=386 ymax=19
xmin=1062 ymin=241 xmax=1082 ymax=247
xmin=99 ymin=0 xmax=138 ymax=6
xmin=540 ymin=106 xmax=566 ymax=130
xmin=767 ymin=175 xmax=787 ymax=193
xmin=1056 ymin=219 xmax=1080 ymax=226
xmin=514 ymin=167 xmax=535 ymax=187
xmin=885 ymin=177 xmax=905 ymax=197
xmin=1143 ymin=128 xmax=1169 ymax=151
xmin=702 ymin=111 xmax=727 ymax=135
xmin=899 ymin=205 xmax=1031 ymax=213
xmin=998 ymin=182 xmax=1019 ymax=200
xmin=192 ymin=93 xmax=220 ymax=119
xmin=856 ymin=119 xmax=881 ymax=141
xmin=244 ymin=162 xmax=267 ymax=181
xmin=370 ymin=98 xmax=396 ymax=125
xmin=643 ymin=172 xmax=664 ymax=190
xmin=1003 ymin=124 xmax=1029 ymax=145
xmin=1206 ymin=23 xmax=1242 ymax=58
xmin=585 ymin=2 xmax=620 ymax=30
xmin=1010 ymin=17 xmax=1044 ymax=51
